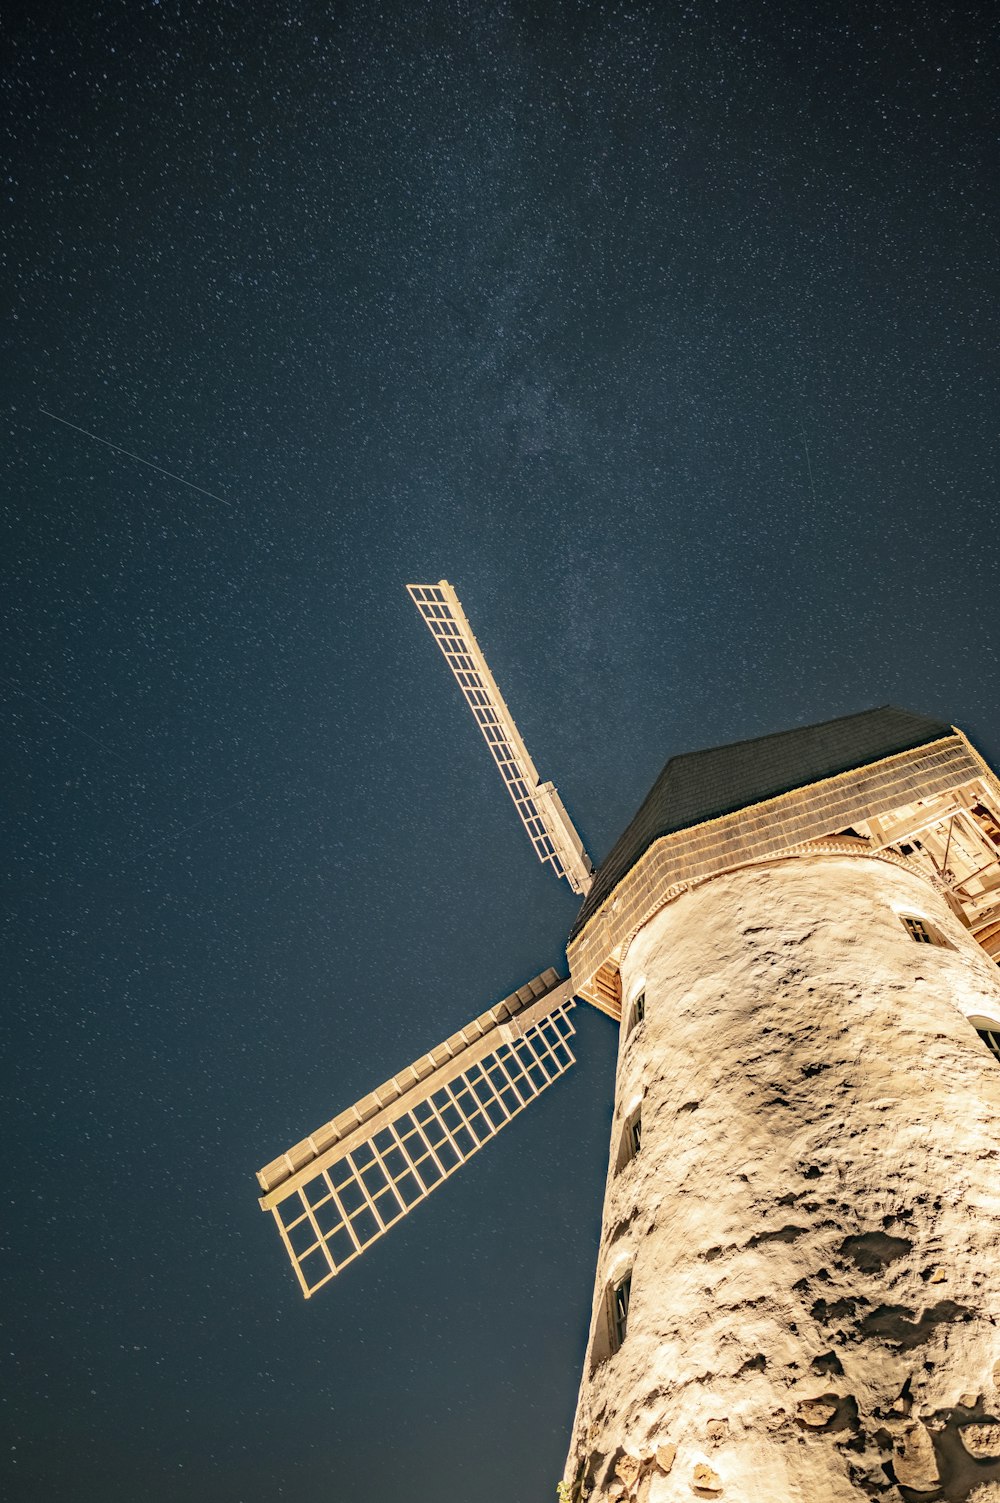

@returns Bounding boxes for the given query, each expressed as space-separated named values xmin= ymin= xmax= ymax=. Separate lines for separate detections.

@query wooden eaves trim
xmin=569 ymin=735 xmax=988 ymax=1007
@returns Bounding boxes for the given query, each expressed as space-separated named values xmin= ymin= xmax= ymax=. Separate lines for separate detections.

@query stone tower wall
xmin=567 ymin=854 xmax=1000 ymax=1502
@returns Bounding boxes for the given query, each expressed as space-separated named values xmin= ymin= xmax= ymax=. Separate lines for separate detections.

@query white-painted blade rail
xmin=258 ymin=969 xmax=577 ymax=1296
xmin=407 ymin=580 xmax=592 ymax=894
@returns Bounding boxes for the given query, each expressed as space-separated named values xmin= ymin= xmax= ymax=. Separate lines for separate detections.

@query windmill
xmin=256 ymin=583 xmax=1000 ymax=1502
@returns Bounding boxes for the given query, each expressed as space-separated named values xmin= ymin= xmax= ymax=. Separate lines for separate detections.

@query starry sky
xmin=3 ymin=2 xmax=999 ymax=1500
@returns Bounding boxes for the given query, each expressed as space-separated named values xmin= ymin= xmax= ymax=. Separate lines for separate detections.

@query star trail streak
xmin=40 ymin=408 xmax=233 ymax=506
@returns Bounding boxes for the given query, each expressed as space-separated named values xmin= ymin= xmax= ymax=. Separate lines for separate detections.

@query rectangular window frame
xmin=609 ymin=1272 xmax=631 ymax=1353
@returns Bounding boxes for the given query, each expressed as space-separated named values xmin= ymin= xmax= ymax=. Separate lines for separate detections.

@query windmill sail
xmin=407 ymin=580 xmax=593 ymax=894
xmin=257 ymin=969 xmax=577 ymax=1297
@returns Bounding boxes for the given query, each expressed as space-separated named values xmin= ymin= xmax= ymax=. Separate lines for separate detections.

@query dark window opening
xmin=611 ymin=1273 xmax=631 ymax=1352
xmin=616 ymin=1105 xmax=642 ymax=1173
xmin=902 ymin=915 xmax=933 ymax=944
xmin=977 ymin=1027 xmax=1000 ymax=1064
xmin=627 ymin=991 xmax=645 ymax=1034
xmin=590 ymin=1266 xmax=634 ymax=1372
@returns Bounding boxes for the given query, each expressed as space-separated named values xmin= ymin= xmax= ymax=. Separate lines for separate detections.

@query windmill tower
xmin=255 ymin=583 xmax=1000 ymax=1502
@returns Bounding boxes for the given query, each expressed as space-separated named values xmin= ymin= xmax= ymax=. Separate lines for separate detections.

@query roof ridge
xmin=662 ymin=705 xmax=943 ymax=769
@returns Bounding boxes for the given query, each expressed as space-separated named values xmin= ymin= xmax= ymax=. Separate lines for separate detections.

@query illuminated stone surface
xmin=568 ymin=855 xmax=1000 ymax=1500
xmin=961 ymin=1424 xmax=1000 ymax=1460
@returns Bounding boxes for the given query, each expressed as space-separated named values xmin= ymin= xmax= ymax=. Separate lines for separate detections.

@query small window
xmin=977 ymin=1028 xmax=1000 ymax=1064
xmin=616 ymin=1105 xmax=642 ymax=1173
xmin=627 ymin=991 xmax=645 ymax=1035
xmin=590 ymin=1266 xmax=634 ymax=1370
xmin=610 ymin=1272 xmax=631 ymax=1352
xmin=899 ymin=914 xmax=952 ymax=947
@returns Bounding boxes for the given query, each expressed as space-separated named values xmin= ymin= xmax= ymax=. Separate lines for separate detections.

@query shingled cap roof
xmin=571 ymin=705 xmax=954 ymax=939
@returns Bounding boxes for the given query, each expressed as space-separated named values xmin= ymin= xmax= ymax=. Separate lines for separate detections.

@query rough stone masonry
xmin=568 ymin=855 xmax=1000 ymax=1502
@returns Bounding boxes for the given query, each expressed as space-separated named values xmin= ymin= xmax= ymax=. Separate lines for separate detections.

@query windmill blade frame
xmin=257 ymin=969 xmax=577 ymax=1297
xmin=407 ymin=580 xmax=593 ymax=894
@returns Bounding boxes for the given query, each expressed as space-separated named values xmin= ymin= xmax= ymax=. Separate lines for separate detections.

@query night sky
xmin=4 ymin=3 xmax=1000 ymax=1500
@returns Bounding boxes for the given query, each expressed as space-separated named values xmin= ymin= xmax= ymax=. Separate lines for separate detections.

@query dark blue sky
xmin=3 ymin=2 xmax=999 ymax=1500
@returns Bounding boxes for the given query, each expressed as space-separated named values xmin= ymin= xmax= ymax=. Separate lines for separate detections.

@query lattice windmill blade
xmin=407 ymin=580 xmax=593 ymax=894
xmin=257 ymin=969 xmax=577 ymax=1297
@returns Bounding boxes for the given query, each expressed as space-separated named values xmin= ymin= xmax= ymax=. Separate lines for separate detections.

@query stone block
xmin=692 ymin=1461 xmax=722 ymax=1493
xmin=959 ymin=1422 xmax=1000 ymax=1460
xmin=797 ymin=1397 xmax=838 ymax=1428
xmin=615 ymin=1453 xmax=641 ymax=1489
xmin=894 ymin=1424 xmax=940 ymax=1491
